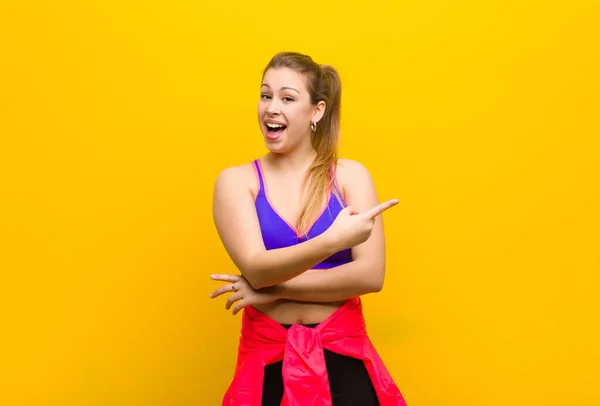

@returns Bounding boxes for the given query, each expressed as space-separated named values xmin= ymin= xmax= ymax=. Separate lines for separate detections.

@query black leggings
xmin=261 ymin=323 xmax=380 ymax=406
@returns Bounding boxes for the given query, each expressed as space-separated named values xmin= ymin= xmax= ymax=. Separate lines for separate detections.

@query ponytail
xmin=263 ymin=53 xmax=343 ymax=237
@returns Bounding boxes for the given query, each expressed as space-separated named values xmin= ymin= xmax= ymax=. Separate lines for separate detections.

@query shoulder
xmin=335 ymin=158 xmax=373 ymax=185
xmin=333 ymin=158 xmax=376 ymax=203
xmin=335 ymin=158 xmax=377 ymax=208
xmin=214 ymin=160 xmax=259 ymax=197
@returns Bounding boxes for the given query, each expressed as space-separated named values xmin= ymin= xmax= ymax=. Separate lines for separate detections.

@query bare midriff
xmin=253 ymin=299 xmax=347 ymax=325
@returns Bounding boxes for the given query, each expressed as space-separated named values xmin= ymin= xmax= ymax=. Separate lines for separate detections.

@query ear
xmin=311 ymin=101 xmax=326 ymax=124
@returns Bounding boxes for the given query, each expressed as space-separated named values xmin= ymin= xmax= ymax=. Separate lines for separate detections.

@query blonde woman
xmin=211 ymin=52 xmax=407 ymax=406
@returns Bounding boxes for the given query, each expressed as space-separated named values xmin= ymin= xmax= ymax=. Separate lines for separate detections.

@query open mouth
xmin=265 ymin=123 xmax=287 ymax=139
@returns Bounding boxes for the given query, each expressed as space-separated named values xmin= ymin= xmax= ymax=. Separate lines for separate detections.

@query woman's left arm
xmin=274 ymin=158 xmax=391 ymax=302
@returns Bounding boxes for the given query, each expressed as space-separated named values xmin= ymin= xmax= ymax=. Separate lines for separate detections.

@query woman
xmin=210 ymin=52 xmax=407 ymax=406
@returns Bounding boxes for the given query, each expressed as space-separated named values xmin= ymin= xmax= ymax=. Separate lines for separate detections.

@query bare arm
xmin=213 ymin=165 xmax=342 ymax=289
xmin=274 ymin=159 xmax=391 ymax=301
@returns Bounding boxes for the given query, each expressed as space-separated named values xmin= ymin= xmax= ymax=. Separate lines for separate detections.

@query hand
xmin=325 ymin=199 xmax=399 ymax=250
xmin=209 ymin=273 xmax=280 ymax=315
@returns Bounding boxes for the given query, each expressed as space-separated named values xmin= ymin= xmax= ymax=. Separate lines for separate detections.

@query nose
xmin=265 ymin=98 xmax=281 ymax=115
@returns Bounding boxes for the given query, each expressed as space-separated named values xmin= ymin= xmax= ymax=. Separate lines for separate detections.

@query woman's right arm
xmin=212 ymin=165 xmax=341 ymax=290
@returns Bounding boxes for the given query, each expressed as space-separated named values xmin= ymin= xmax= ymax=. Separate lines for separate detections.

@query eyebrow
xmin=261 ymin=84 xmax=300 ymax=94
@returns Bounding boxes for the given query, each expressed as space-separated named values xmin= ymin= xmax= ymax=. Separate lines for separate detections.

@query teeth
xmin=266 ymin=123 xmax=285 ymax=129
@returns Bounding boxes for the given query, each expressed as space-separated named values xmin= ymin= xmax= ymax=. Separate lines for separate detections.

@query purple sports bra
xmin=252 ymin=159 xmax=353 ymax=269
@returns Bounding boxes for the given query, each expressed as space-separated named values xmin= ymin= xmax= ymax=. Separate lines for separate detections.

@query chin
xmin=263 ymin=132 xmax=288 ymax=152
xmin=264 ymin=142 xmax=288 ymax=154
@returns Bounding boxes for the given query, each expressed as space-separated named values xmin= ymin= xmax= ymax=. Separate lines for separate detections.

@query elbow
xmin=236 ymin=256 xmax=266 ymax=289
xmin=248 ymin=277 xmax=268 ymax=290
xmin=354 ymin=259 xmax=385 ymax=294
xmin=247 ymin=275 xmax=282 ymax=290
xmin=370 ymin=278 xmax=384 ymax=293
xmin=236 ymin=262 xmax=258 ymax=289
xmin=237 ymin=253 xmax=274 ymax=290
xmin=239 ymin=269 xmax=262 ymax=290
xmin=368 ymin=267 xmax=385 ymax=293
xmin=240 ymin=268 xmax=270 ymax=290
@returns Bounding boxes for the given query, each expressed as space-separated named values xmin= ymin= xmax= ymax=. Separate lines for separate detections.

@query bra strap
xmin=253 ymin=159 xmax=265 ymax=196
xmin=329 ymin=162 xmax=341 ymax=194
xmin=329 ymin=162 xmax=346 ymax=207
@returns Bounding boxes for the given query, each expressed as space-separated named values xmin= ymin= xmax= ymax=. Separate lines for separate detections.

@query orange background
xmin=1 ymin=1 xmax=599 ymax=405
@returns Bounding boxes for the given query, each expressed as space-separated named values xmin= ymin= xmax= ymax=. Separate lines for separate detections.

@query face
xmin=258 ymin=67 xmax=325 ymax=153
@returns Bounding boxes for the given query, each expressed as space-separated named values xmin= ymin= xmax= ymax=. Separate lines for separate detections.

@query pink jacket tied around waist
xmin=222 ymin=297 xmax=408 ymax=405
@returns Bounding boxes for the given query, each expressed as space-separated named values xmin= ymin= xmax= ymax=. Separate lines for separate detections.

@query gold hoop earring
xmin=310 ymin=121 xmax=317 ymax=132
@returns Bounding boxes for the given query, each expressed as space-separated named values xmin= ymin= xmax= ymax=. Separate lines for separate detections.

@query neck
xmin=266 ymin=140 xmax=316 ymax=173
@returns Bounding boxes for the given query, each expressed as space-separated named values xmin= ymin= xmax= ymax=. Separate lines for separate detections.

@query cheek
xmin=288 ymin=106 xmax=311 ymax=127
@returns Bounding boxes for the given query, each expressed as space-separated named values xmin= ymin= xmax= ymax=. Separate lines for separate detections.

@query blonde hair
xmin=263 ymin=52 xmax=343 ymax=236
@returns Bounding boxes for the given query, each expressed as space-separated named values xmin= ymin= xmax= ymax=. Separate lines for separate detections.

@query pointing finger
xmin=363 ymin=199 xmax=399 ymax=219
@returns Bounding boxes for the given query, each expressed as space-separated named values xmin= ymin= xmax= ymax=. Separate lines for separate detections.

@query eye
xmin=283 ymin=96 xmax=294 ymax=102
xmin=260 ymin=94 xmax=271 ymax=100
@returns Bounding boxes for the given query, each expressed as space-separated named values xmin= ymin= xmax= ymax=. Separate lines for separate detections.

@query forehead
xmin=262 ymin=67 xmax=308 ymax=92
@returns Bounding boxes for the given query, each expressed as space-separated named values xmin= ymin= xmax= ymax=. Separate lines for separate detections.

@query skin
xmin=210 ymin=67 xmax=398 ymax=323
